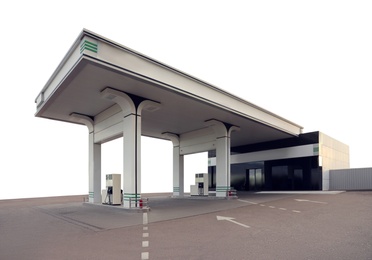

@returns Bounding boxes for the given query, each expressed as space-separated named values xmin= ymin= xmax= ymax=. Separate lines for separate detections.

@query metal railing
xmin=128 ymin=197 xmax=149 ymax=209
xmin=226 ymin=189 xmax=238 ymax=199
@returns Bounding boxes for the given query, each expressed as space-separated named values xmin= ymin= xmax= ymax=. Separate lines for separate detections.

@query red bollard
xmin=139 ymin=199 xmax=143 ymax=209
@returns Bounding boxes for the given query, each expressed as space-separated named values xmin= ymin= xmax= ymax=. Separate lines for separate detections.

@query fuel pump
xmin=102 ymin=174 xmax=122 ymax=205
xmin=190 ymin=173 xmax=209 ymax=196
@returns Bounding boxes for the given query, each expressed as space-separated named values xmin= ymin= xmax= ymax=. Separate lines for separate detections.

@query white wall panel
xmin=209 ymin=144 xmax=316 ymax=166
xmin=94 ymin=105 xmax=124 ymax=143
xmin=179 ymin=127 xmax=216 ymax=155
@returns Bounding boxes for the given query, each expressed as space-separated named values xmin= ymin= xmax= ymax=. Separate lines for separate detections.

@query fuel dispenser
xmin=190 ymin=173 xmax=208 ymax=196
xmin=102 ymin=174 xmax=122 ymax=205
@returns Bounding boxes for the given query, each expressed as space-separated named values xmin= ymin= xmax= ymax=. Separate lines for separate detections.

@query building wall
xmin=209 ymin=144 xmax=318 ymax=166
xmin=209 ymin=131 xmax=351 ymax=191
xmin=319 ymin=132 xmax=350 ymax=190
xmin=330 ymin=168 xmax=372 ymax=190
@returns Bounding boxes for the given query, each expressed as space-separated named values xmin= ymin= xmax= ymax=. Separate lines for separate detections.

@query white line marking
xmin=279 ymin=208 xmax=287 ymax=211
xmin=141 ymin=252 xmax=149 ymax=260
xmin=238 ymin=199 xmax=258 ymax=204
xmin=258 ymin=191 xmax=344 ymax=195
xmin=292 ymin=210 xmax=301 ymax=213
xmin=143 ymin=212 xmax=148 ymax=225
xmin=260 ymin=204 xmax=266 ymax=207
xmin=269 ymin=206 xmax=275 ymax=209
xmin=295 ymin=199 xmax=327 ymax=204
xmin=142 ymin=212 xmax=150 ymax=259
xmin=216 ymin=215 xmax=250 ymax=228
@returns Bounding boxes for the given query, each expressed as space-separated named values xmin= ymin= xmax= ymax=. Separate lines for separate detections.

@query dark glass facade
xmin=208 ymin=132 xmax=323 ymax=191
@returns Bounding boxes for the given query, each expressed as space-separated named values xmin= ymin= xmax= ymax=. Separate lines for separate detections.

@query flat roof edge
xmin=35 ymin=29 xmax=87 ymax=102
xmin=82 ymin=29 xmax=303 ymax=130
xmin=35 ymin=29 xmax=303 ymax=136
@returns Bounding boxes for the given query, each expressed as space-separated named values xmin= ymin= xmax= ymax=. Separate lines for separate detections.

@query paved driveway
xmin=0 ymin=192 xmax=371 ymax=259
xmin=148 ymin=192 xmax=372 ymax=259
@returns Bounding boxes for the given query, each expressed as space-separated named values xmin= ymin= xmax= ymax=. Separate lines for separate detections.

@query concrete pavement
xmin=0 ymin=191 xmax=371 ymax=259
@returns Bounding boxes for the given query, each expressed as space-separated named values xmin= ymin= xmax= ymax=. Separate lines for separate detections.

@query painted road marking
xmin=238 ymin=200 xmax=300 ymax=213
xmin=141 ymin=252 xmax=149 ymax=260
xmin=143 ymin=212 xmax=149 ymax=224
xmin=216 ymin=215 xmax=250 ymax=228
xmin=142 ymin=212 xmax=149 ymax=260
xmin=295 ymin=199 xmax=327 ymax=204
xmin=238 ymin=199 xmax=258 ymax=204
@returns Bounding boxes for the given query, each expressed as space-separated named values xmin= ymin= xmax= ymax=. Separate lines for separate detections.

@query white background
xmin=1 ymin=1 xmax=371 ymax=199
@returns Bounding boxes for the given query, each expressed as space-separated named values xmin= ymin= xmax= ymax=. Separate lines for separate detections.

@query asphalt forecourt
xmin=147 ymin=191 xmax=372 ymax=259
xmin=0 ymin=191 xmax=371 ymax=259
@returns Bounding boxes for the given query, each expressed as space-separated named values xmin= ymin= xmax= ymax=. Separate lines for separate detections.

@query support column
xmin=70 ymin=113 xmax=101 ymax=203
xmin=215 ymin=135 xmax=229 ymax=197
xmin=101 ymin=88 xmax=161 ymax=208
xmin=206 ymin=120 xmax=240 ymax=198
xmin=172 ymin=146 xmax=184 ymax=196
xmin=101 ymin=88 xmax=139 ymax=208
xmin=227 ymin=126 xmax=239 ymax=193
xmin=123 ymin=113 xmax=142 ymax=207
xmin=163 ymin=133 xmax=184 ymax=197
xmin=89 ymin=133 xmax=101 ymax=203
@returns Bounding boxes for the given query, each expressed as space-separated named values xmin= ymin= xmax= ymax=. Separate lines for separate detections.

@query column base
xmin=123 ymin=193 xmax=143 ymax=209
xmin=172 ymin=193 xmax=185 ymax=197
xmin=172 ymin=187 xmax=184 ymax=197
xmin=89 ymin=192 xmax=94 ymax=203
xmin=88 ymin=192 xmax=102 ymax=203
xmin=216 ymin=186 xmax=232 ymax=198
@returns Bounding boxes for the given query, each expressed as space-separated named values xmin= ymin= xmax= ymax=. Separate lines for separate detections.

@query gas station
xmin=35 ymin=29 xmax=327 ymax=209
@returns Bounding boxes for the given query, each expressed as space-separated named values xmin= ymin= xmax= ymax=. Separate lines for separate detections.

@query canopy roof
xmin=35 ymin=29 xmax=302 ymax=147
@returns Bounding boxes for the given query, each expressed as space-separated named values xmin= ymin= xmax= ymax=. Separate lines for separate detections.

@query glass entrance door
xmin=246 ymin=169 xmax=264 ymax=191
